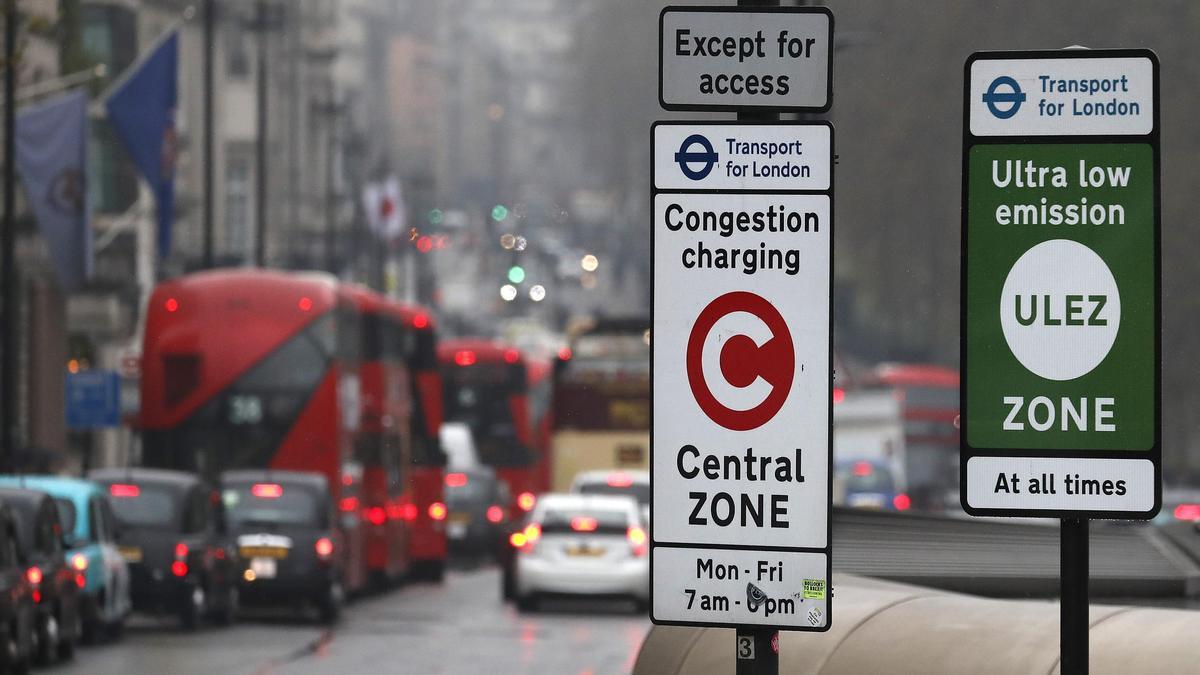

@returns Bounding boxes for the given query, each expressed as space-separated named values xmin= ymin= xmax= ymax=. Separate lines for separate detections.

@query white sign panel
xmin=965 ymin=457 xmax=1155 ymax=512
xmin=652 ymin=548 xmax=829 ymax=630
xmin=969 ymin=55 xmax=1155 ymax=137
xmin=653 ymin=123 xmax=831 ymax=192
xmin=660 ymin=7 xmax=832 ymax=112
xmin=651 ymin=122 xmax=832 ymax=630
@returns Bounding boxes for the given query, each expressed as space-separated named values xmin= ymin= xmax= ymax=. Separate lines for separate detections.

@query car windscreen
xmin=839 ymin=465 xmax=896 ymax=493
xmin=53 ymin=498 xmax=77 ymax=534
xmin=107 ymin=485 xmax=179 ymax=529
xmin=222 ymin=483 xmax=324 ymax=528
xmin=576 ymin=482 xmax=650 ymax=506
xmin=540 ymin=507 xmax=628 ymax=535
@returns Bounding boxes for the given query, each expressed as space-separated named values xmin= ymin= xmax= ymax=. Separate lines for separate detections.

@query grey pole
xmin=1 ymin=2 xmax=18 ymax=472
xmin=202 ymin=0 xmax=215 ymax=268
xmin=253 ymin=0 xmax=269 ymax=267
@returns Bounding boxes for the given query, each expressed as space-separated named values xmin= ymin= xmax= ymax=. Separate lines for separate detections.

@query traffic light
xmin=507 ymin=265 xmax=525 ymax=284
xmin=491 ymin=204 xmax=509 ymax=222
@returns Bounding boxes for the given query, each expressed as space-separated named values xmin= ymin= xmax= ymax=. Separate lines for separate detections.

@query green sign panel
xmin=961 ymin=50 xmax=1160 ymax=519
xmin=966 ymin=143 xmax=1155 ymax=450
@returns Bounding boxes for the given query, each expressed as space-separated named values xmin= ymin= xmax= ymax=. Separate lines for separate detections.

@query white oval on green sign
xmin=999 ymin=239 xmax=1120 ymax=381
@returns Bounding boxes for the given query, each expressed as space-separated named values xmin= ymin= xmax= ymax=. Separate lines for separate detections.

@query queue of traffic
xmin=0 ymin=268 xmax=659 ymax=671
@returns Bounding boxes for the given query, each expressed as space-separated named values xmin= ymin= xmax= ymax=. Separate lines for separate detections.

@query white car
xmin=569 ymin=470 xmax=650 ymax=525
xmin=512 ymin=493 xmax=648 ymax=611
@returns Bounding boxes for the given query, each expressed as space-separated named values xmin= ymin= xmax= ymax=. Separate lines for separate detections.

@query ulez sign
xmin=960 ymin=50 xmax=1160 ymax=519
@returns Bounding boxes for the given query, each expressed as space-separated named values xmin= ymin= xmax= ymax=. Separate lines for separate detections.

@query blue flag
xmin=15 ymin=90 xmax=92 ymax=290
xmin=106 ymin=31 xmax=178 ymax=258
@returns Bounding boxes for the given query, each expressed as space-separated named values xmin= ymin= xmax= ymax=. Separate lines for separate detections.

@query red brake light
xmin=402 ymin=503 xmax=418 ymax=521
xmin=109 ymin=484 xmax=140 ymax=498
xmin=454 ymin=350 xmax=476 ymax=366
xmin=298 ymin=296 xmax=313 ymax=311
xmin=833 ymin=387 xmax=846 ymax=404
xmin=517 ymin=492 xmax=536 ymax=512
xmin=171 ymin=561 xmax=188 ymax=577
xmin=486 ymin=505 xmax=504 ymax=523
xmin=606 ymin=473 xmax=634 ymax=488
xmin=557 ymin=347 xmax=572 ymax=361
xmin=412 ymin=313 xmax=429 ymax=329
xmin=570 ymin=516 xmax=598 ymax=532
xmin=627 ymin=525 xmax=648 ymax=555
xmin=364 ymin=507 xmax=386 ymax=526
xmin=174 ymin=542 xmax=189 ymax=559
xmin=504 ymin=348 xmax=519 ymax=364
xmin=26 ymin=566 xmax=42 ymax=585
xmin=251 ymin=483 xmax=283 ymax=499
xmin=428 ymin=502 xmax=447 ymax=521
xmin=445 ymin=473 xmax=468 ymax=488
xmin=164 ymin=297 xmax=179 ymax=312
xmin=852 ymin=461 xmax=874 ymax=477
xmin=315 ymin=536 xmax=334 ymax=560
xmin=340 ymin=496 xmax=360 ymax=512
xmin=1173 ymin=504 xmax=1200 ymax=521
xmin=893 ymin=493 xmax=912 ymax=511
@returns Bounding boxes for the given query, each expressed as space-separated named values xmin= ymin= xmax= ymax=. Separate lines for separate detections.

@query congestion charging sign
xmin=961 ymin=50 xmax=1160 ymax=519
xmin=650 ymin=120 xmax=833 ymax=630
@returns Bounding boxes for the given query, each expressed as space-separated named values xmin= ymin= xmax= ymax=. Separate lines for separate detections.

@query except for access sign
xmin=651 ymin=122 xmax=832 ymax=630
xmin=660 ymin=6 xmax=832 ymax=112
xmin=961 ymin=50 xmax=1160 ymax=519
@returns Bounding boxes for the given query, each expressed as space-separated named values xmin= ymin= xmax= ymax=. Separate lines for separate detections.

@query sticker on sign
xmin=659 ymin=7 xmax=832 ymax=112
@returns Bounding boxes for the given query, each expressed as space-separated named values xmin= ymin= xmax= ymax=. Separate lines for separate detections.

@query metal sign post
xmin=961 ymin=49 xmax=1161 ymax=675
xmin=653 ymin=4 xmax=834 ymax=674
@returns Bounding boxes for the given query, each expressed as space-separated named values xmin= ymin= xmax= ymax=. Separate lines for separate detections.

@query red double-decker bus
xmin=437 ymin=339 xmax=542 ymax=520
xmin=139 ymin=269 xmax=375 ymax=594
xmin=386 ymin=301 xmax=449 ymax=581
xmin=339 ymin=285 xmax=413 ymax=585
xmin=862 ymin=363 xmax=960 ymax=511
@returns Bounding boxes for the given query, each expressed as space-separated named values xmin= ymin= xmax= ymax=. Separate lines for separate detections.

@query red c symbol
xmin=686 ymin=291 xmax=794 ymax=431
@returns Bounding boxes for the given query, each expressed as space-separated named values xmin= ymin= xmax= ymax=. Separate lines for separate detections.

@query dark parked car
xmin=0 ymin=499 xmax=34 ymax=672
xmin=0 ymin=487 xmax=81 ymax=664
xmin=89 ymin=468 xmax=239 ymax=629
xmin=444 ymin=467 xmax=511 ymax=557
xmin=220 ymin=470 xmax=344 ymax=623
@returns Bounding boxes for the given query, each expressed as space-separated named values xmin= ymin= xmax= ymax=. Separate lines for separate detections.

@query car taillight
xmin=516 ymin=492 xmax=536 ymax=512
xmin=71 ymin=553 xmax=88 ymax=572
xmin=511 ymin=522 xmax=541 ymax=553
xmin=340 ymin=496 xmax=359 ymax=512
xmin=251 ymin=483 xmax=284 ymax=498
xmin=445 ymin=472 xmax=468 ymax=487
xmin=172 ymin=542 xmax=189 ymax=577
xmin=606 ymin=473 xmax=634 ymax=488
xmin=570 ymin=516 xmax=598 ymax=532
xmin=315 ymin=537 xmax=335 ymax=562
xmin=1174 ymin=504 xmax=1200 ymax=521
xmin=109 ymin=483 xmax=140 ymax=498
xmin=26 ymin=566 xmax=41 ymax=585
xmin=893 ymin=493 xmax=912 ymax=511
xmin=364 ymin=506 xmax=387 ymax=526
xmin=627 ymin=526 xmax=648 ymax=556
xmin=429 ymin=502 xmax=447 ymax=521
xmin=486 ymin=505 xmax=504 ymax=523
xmin=402 ymin=503 xmax=418 ymax=521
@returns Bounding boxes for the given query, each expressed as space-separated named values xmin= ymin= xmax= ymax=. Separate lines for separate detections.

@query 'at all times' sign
xmin=961 ymin=50 xmax=1160 ymax=519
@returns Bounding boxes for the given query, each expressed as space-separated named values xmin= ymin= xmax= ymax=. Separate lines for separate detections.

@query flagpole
xmin=1 ymin=0 xmax=17 ymax=471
